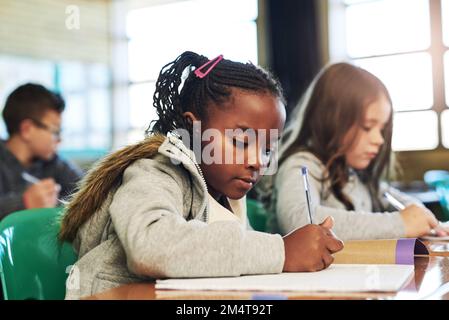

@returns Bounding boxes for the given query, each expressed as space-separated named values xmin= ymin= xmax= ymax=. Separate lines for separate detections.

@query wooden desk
xmin=86 ymin=256 xmax=449 ymax=300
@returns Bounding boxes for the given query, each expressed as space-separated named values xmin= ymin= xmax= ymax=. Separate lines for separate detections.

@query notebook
xmin=156 ymin=264 xmax=414 ymax=292
xmin=156 ymin=238 xmax=427 ymax=293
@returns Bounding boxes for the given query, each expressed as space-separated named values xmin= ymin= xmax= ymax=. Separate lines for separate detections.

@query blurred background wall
xmin=1 ymin=0 xmax=448 ymax=185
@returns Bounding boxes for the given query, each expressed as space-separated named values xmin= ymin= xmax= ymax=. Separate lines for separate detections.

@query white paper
xmin=156 ymin=264 xmax=414 ymax=293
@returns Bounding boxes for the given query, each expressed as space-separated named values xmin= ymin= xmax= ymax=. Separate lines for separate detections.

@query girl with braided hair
xmin=60 ymin=51 xmax=343 ymax=299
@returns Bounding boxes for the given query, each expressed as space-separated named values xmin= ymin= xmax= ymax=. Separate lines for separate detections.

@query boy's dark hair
xmin=2 ymin=83 xmax=65 ymax=136
xmin=148 ymin=51 xmax=285 ymax=135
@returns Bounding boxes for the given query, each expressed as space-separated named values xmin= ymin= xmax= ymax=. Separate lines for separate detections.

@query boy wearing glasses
xmin=0 ymin=83 xmax=83 ymax=218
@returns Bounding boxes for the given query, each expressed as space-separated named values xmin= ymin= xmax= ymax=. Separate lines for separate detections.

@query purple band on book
xmin=395 ymin=238 xmax=416 ymax=265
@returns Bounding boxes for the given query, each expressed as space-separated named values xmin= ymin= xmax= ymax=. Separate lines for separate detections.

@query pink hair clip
xmin=194 ymin=54 xmax=223 ymax=79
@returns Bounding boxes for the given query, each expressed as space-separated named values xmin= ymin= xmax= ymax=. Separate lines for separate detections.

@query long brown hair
xmin=280 ymin=63 xmax=393 ymax=211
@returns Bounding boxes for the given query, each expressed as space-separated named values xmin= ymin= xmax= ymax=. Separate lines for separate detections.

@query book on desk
xmin=156 ymin=238 xmax=445 ymax=294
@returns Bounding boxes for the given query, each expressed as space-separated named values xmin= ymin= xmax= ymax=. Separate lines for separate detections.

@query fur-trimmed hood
xmin=60 ymin=134 xmax=208 ymax=248
xmin=62 ymin=135 xmax=285 ymax=300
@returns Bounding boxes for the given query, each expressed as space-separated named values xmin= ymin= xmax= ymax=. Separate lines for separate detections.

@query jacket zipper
xmin=168 ymin=140 xmax=209 ymax=223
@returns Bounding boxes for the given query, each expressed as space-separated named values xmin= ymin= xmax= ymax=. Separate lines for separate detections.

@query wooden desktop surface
xmin=86 ymin=241 xmax=449 ymax=300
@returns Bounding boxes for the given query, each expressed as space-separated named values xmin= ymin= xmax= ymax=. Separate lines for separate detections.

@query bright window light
xmin=443 ymin=0 xmax=449 ymax=46
xmin=343 ymin=0 xmax=376 ymax=4
xmin=0 ymin=55 xmax=54 ymax=139
xmin=60 ymin=94 xmax=87 ymax=149
xmin=345 ymin=0 xmax=430 ymax=57
xmin=127 ymin=0 xmax=258 ymax=83
xmin=125 ymin=0 xmax=258 ymax=144
xmin=87 ymin=89 xmax=111 ymax=148
xmin=333 ymin=0 xmax=446 ymax=151
xmin=57 ymin=62 xmax=111 ymax=150
xmin=445 ymin=51 xmax=449 ymax=106
xmin=392 ymin=111 xmax=438 ymax=151
xmin=355 ymin=53 xmax=433 ymax=111
xmin=442 ymin=110 xmax=449 ymax=148
xmin=128 ymin=82 xmax=157 ymax=132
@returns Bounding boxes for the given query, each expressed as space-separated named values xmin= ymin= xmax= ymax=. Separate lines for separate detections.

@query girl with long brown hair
xmin=272 ymin=62 xmax=448 ymax=241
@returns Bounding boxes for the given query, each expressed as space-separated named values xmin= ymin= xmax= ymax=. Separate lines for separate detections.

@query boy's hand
xmin=23 ymin=178 xmax=61 ymax=208
xmin=282 ymin=216 xmax=344 ymax=272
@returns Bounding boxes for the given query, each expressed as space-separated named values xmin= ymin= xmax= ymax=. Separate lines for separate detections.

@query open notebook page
xmin=156 ymin=264 xmax=414 ymax=292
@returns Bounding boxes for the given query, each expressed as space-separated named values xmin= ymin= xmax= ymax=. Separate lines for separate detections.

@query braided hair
xmin=147 ymin=51 xmax=285 ymax=136
xmin=58 ymin=52 xmax=285 ymax=242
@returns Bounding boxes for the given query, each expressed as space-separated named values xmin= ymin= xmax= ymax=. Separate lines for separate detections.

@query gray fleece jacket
xmin=65 ymin=135 xmax=285 ymax=299
xmin=272 ymin=151 xmax=420 ymax=241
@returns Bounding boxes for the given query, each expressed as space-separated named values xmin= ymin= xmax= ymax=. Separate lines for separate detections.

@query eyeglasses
xmin=29 ymin=118 xmax=62 ymax=140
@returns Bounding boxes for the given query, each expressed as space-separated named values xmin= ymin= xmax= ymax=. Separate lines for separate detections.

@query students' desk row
xmin=85 ymin=241 xmax=449 ymax=300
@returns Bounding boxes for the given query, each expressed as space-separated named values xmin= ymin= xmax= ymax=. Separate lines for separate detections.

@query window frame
xmin=118 ymin=0 xmax=259 ymax=147
xmin=328 ymin=0 xmax=448 ymax=151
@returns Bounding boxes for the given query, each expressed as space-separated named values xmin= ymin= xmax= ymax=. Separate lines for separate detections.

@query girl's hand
xmin=282 ymin=216 xmax=344 ymax=272
xmin=400 ymin=204 xmax=439 ymax=237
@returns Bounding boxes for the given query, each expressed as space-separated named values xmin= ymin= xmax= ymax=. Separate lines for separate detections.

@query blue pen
xmin=301 ymin=166 xmax=314 ymax=224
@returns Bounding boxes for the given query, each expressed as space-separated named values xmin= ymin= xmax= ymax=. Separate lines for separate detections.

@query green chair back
xmin=246 ymin=198 xmax=269 ymax=232
xmin=0 ymin=208 xmax=77 ymax=300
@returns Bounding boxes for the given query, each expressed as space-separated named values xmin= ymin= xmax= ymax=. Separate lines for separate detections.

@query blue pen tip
xmin=301 ymin=166 xmax=307 ymax=175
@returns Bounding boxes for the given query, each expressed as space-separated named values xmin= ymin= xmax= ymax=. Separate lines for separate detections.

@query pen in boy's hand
xmin=22 ymin=172 xmax=62 ymax=193
xmin=21 ymin=172 xmax=63 ymax=205
xmin=21 ymin=172 xmax=40 ymax=184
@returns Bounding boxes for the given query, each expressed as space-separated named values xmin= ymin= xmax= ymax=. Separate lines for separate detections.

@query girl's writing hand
xmin=400 ymin=204 xmax=439 ymax=237
xmin=431 ymin=222 xmax=449 ymax=237
xmin=282 ymin=216 xmax=344 ymax=272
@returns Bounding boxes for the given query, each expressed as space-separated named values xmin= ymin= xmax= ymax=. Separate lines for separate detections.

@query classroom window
xmin=57 ymin=61 xmax=111 ymax=152
xmin=345 ymin=0 xmax=430 ymax=57
xmin=354 ymin=53 xmax=433 ymax=111
xmin=128 ymin=82 xmax=157 ymax=130
xmin=125 ymin=0 xmax=258 ymax=144
xmin=0 ymin=56 xmax=111 ymax=153
xmin=329 ymin=0 xmax=448 ymax=151
xmin=442 ymin=110 xmax=449 ymax=148
xmin=443 ymin=0 xmax=449 ymax=46
xmin=446 ymin=51 xmax=449 ymax=106
xmin=441 ymin=0 xmax=449 ymax=150
xmin=392 ymin=111 xmax=438 ymax=151
xmin=0 ymin=55 xmax=54 ymax=138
